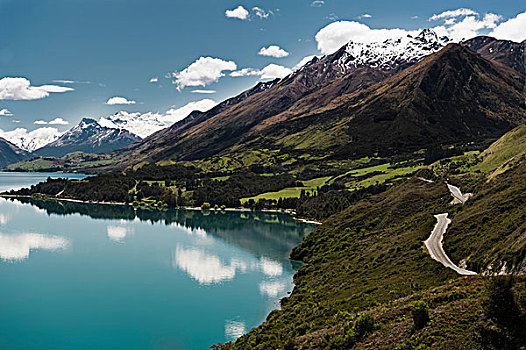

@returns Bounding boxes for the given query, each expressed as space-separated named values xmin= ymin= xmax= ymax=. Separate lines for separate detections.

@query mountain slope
xmin=102 ymin=39 xmax=523 ymax=170
xmin=219 ymin=127 xmax=526 ymax=350
xmin=462 ymin=36 xmax=525 ymax=75
xmin=0 ymin=137 xmax=31 ymax=167
xmin=100 ymin=30 xmax=452 ymax=167
xmin=34 ymin=118 xmax=141 ymax=158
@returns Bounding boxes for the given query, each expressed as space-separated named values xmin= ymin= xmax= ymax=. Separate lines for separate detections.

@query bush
xmin=201 ymin=202 xmax=211 ymax=210
xmin=354 ymin=313 xmax=375 ymax=339
xmin=411 ymin=301 xmax=430 ymax=330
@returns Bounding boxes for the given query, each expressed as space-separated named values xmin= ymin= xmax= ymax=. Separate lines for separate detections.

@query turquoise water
xmin=0 ymin=172 xmax=89 ymax=192
xmin=0 ymin=174 xmax=313 ymax=349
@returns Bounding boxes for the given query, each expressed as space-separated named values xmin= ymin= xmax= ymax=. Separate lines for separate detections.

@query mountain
xmin=102 ymin=38 xmax=524 ymax=170
xmin=34 ymin=118 xmax=141 ymax=158
xmin=462 ymin=36 xmax=525 ymax=75
xmin=0 ymin=137 xmax=31 ymax=167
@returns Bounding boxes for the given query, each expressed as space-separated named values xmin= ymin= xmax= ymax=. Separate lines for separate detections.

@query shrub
xmin=201 ymin=202 xmax=211 ymax=210
xmin=354 ymin=313 xmax=375 ymax=339
xmin=411 ymin=301 xmax=430 ymax=330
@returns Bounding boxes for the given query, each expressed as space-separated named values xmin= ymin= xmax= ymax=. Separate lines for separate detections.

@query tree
xmin=411 ymin=300 xmax=430 ymax=330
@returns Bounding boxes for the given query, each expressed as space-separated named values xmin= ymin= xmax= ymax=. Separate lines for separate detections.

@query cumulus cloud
xmin=293 ymin=55 xmax=318 ymax=71
xmin=0 ymin=127 xmax=63 ymax=151
xmin=192 ymin=89 xmax=216 ymax=94
xmin=164 ymin=99 xmax=217 ymax=123
xmin=259 ymin=64 xmax=292 ymax=79
xmin=311 ymin=0 xmax=324 ymax=7
xmin=0 ymin=77 xmax=74 ymax=100
xmin=432 ymin=12 xmax=503 ymax=41
xmin=172 ymin=57 xmax=237 ymax=90
xmin=429 ymin=8 xmax=478 ymax=21
xmin=258 ymin=45 xmax=289 ymax=58
xmin=149 ymin=77 xmax=159 ymax=83
xmin=225 ymin=5 xmax=249 ymax=20
xmin=231 ymin=64 xmax=292 ymax=80
xmin=105 ymin=96 xmax=136 ymax=105
xmin=0 ymin=108 xmax=12 ymax=117
xmin=252 ymin=7 xmax=272 ymax=19
xmin=489 ymin=11 xmax=526 ymax=42
xmin=230 ymin=68 xmax=260 ymax=77
xmin=315 ymin=21 xmax=420 ymax=54
xmin=33 ymin=117 xmax=69 ymax=126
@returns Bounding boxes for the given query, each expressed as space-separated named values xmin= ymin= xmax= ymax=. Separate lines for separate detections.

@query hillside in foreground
xmin=213 ymin=126 xmax=526 ymax=349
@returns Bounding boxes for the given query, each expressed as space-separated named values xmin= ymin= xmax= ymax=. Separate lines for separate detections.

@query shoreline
xmin=0 ymin=194 xmax=323 ymax=224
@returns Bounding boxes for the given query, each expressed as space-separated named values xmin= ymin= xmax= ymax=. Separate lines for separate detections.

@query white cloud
xmin=149 ymin=77 xmax=159 ymax=83
xmin=51 ymin=80 xmax=75 ymax=84
xmin=293 ymin=55 xmax=318 ymax=71
xmin=0 ymin=108 xmax=12 ymax=117
xmin=0 ymin=127 xmax=62 ymax=151
xmin=191 ymin=89 xmax=216 ymax=94
xmin=411 ymin=16 xmax=419 ymax=20
xmin=358 ymin=13 xmax=372 ymax=19
xmin=231 ymin=64 xmax=292 ymax=80
xmin=164 ymin=99 xmax=216 ymax=123
xmin=172 ymin=57 xmax=237 ymax=90
xmin=258 ymin=45 xmax=289 ymax=58
xmin=0 ymin=77 xmax=74 ymax=101
xmin=432 ymin=13 xmax=503 ymax=41
xmin=225 ymin=5 xmax=249 ymax=20
xmin=12 ymin=120 xmax=20 ymax=124
xmin=315 ymin=21 xmax=420 ymax=54
xmin=429 ymin=8 xmax=478 ymax=21
xmin=490 ymin=11 xmax=526 ymax=42
xmin=105 ymin=96 xmax=136 ymax=105
xmin=253 ymin=7 xmax=272 ymax=19
xmin=230 ymin=68 xmax=260 ymax=77
xmin=259 ymin=64 xmax=292 ymax=79
xmin=98 ymin=99 xmax=217 ymax=138
xmin=311 ymin=0 xmax=324 ymax=7
xmin=33 ymin=117 xmax=69 ymax=126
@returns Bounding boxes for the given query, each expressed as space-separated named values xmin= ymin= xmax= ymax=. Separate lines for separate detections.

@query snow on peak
xmin=338 ymin=29 xmax=450 ymax=71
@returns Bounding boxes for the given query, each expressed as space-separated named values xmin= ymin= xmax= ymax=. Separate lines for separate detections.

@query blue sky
xmin=0 ymin=0 xmax=524 ymax=146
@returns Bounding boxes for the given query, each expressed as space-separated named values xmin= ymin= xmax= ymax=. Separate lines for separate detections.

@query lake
xmin=0 ymin=173 xmax=314 ymax=349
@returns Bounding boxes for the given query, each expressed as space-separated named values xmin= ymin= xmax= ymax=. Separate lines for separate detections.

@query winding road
xmin=425 ymin=213 xmax=477 ymax=275
xmin=423 ymin=183 xmax=477 ymax=275
xmin=447 ymin=184 xmax=471 ymax=204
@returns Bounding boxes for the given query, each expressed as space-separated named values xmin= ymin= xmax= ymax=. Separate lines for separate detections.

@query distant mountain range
xmin=33 ymin=118 xmax=141 ymax=158
xmin=0 ymin=137 xmax=31 ymax=168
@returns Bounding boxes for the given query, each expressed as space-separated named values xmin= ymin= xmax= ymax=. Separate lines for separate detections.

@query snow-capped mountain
xmin=337 ymin=29 xmax=450 ymax=72
xmin=0 ymin=137 xmax=31 ymax=167
xmin=99 ymin=99 xmax=217 ymax=138
xmin=99 ymin=111 xmax=169 ymax=139
xmin=34 ymin=118 xmax=141 ymax=157
xmin=284 ymin=29 xmax=450 ymax=91
xmin=0 ymin=127 xmax=63 ymax=152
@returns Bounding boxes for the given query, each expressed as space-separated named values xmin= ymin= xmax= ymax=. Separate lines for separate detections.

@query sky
xmin=0 ymin=0 xmax=524 ymax=149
